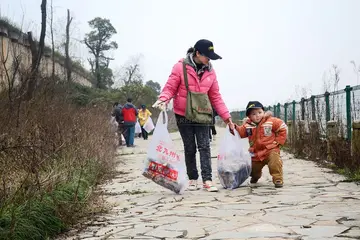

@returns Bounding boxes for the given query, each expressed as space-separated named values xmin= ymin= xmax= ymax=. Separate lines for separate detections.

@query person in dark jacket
xmin=112 ymin=102 xmax=124 ymax=146
xmin=121 ymin=98 xmax=138 ymax=147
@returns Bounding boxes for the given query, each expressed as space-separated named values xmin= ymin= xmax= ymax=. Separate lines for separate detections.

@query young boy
xmin=235 ymin=101 xmax=288 ymax=188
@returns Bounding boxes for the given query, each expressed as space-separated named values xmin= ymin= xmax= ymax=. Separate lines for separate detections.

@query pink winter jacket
xmin=159 ymin=58 xmax=231 ymax=121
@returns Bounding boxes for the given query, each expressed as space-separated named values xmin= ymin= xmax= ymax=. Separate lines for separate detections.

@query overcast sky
xmin=1 ymin=0 xmax=360 ymax=110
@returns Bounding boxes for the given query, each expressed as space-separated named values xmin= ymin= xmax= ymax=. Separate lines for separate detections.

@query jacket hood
xmin=123 ymin=102 xmax=136 ymax=109
xmin=180 ymin=53 xmax=213 ymax=75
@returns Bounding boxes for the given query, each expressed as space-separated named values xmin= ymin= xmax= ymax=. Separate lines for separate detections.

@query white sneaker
xmin=203 ymin=181 xmax=218 ymax=192
xmin=188 ymin=180 xmax=198 ymax=191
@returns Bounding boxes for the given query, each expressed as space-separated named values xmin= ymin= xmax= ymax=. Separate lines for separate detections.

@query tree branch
xmin=27 ymin=0 xmax=47 ymax=100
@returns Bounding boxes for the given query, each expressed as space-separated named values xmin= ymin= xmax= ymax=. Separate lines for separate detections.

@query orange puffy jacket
xmin=235 ymin=116 xmax=288 ymax=161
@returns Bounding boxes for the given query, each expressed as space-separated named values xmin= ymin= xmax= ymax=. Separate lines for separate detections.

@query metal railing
xmin=239 ymin=85 xmax=360 ymax=140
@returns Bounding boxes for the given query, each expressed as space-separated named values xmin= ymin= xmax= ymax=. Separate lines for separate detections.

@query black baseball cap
xmin=194 ymin=39 xmax=222 ymax=60
xmin=246 ymin=101 xmax=264 ymax=116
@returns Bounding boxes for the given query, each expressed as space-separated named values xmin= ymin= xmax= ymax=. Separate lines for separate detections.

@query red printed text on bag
xmin=218 ymin=154 xmax=226 ymax=161
xmin=148 ymin=161 xmax=178 ymax=181
xmin=156 ymin=141 xmax=180 ymax=163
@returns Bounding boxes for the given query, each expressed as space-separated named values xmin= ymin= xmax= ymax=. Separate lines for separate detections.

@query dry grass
xmin=0 ymin=82 xmax=116 ymax=239
xmin=287 ymin=118 xmax=358 ymax=182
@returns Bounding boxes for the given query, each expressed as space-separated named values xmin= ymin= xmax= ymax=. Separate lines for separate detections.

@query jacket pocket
xmin=265 ymin=143 xmax=278 ymax=150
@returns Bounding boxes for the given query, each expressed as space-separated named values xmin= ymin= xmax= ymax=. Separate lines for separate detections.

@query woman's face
xmin=196 ymin=51 xmax=210 ymax=65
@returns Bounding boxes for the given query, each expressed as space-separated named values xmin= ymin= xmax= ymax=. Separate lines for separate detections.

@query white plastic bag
xmin=217 ymin=127 xmax=252 ymax=189
xmin=143 ymin=117 xmax=155 ymax=133
xmin=135 ymin=121 xmax=142 ymax=134
xmin=142 ymin=111 xmax=187 ymax=194
xmin=109 ymin=116 xmax=118 ymax=133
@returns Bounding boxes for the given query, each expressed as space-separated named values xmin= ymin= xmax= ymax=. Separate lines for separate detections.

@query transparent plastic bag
xmin=217 ymin=127 xmax=252 ymax=189
xmin=142 ymin=111 xmax=187 ymax=194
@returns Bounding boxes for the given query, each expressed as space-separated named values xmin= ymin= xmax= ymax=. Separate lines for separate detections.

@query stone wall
xmin=0 ymin=34 xmax=92 ymax=88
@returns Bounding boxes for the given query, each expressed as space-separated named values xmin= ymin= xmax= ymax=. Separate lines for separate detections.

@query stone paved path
xmin=59 ymin=128 xmax=360 ymax=240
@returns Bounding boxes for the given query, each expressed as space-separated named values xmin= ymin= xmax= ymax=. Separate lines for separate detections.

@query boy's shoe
xmin=188 ymin=180 xmax=198 ymax=191
xmin=274 ymin=180 xmax=283 ymax=188
xmin=203 ymin=181 xmax=218 ymax=192
xmin=250 ymin=177 xmax=259 ymax=184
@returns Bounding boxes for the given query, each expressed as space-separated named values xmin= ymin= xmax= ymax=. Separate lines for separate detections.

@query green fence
xmin=239 ymin=84 xmax=360 ymax=140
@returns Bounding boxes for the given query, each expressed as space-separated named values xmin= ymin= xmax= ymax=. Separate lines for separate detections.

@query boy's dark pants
xmin=251 ymin=151 xmax=283 ymax=184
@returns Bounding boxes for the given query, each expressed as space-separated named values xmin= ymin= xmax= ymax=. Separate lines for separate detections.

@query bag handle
xmin=182 ymin=61 xmax=190 ymax=92
xmin=226 ymin=125 xmax=240 ymax=139
xmin=155 ymin=110 xmax=168 ymax=128
xmin=182 ymin=61 xmax=193 ymax=113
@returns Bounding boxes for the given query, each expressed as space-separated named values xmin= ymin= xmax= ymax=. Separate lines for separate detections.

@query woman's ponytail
xmin=187 ymin=47 xmax=195 ymax=54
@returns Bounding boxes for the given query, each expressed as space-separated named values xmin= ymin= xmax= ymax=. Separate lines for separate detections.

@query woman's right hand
xmin=152 ymin=100 xmax=166 ymax=111
xmin=225 ymin=118 xmax=235 ymax=135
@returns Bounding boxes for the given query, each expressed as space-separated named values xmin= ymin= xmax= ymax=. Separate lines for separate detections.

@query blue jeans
xmin=124 ymin=125 xmax=135 ymax=146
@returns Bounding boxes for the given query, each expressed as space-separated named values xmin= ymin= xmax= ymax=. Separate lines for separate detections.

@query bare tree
xmin=332 ymin=65 xmax=340 ymax=92
xmin=50 ymin=0 xmax=55 ymax=80
xmin=350 ymin=60 xmax=359 ymax=85
xmin=322 ymin=71 xmax=330 ymax=93
xmin=113 ymin=55 xmax=144 ymax=87
xmin=27 ymin=0 xmax=47 ymax=99
xmin=350 ymin=60 xmax=358 ymax=119
xmin=330 ymin=65 xmax=340 ymax=121
xmin=65 ymin=9 xmax=73 ymax=83
xmin=0 ymin=37 xmax=21 ymax=104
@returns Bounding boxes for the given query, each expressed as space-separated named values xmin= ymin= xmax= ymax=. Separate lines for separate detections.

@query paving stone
xmin=110 ymin=224 xmax=154 ymax=238
xmin=337 ymin=226 xmax=360 ymax=238
xmin=204 ymin=223 xmax=299 ymax=239
xmin=144 ymin=228 xmax=185 ymax=238
xmin=156 ymin=221 xmax=208 ymax=238
xmin=289 ymin=225 xmax=349 ymax=238
xmin=260 ymin=213 xmax=316 ymax=226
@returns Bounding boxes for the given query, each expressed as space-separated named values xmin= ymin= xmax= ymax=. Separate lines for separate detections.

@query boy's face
xmin=248 ymin=108 xmax=265 ymax=123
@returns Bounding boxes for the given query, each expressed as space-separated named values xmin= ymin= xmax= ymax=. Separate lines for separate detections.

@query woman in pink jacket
xmin=152 ymin=39 xmax=234 ymax=192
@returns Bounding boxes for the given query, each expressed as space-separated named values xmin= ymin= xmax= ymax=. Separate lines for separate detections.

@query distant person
xmin=121 ymin=98 xmax=138 ymax=147
xmin=138 ymin=104 xmax=152 ymax=140
xmin=235 ymin=101 xmax=288 ymax=188
xmin=152 ymin=39 xmax=234 ymax=192
xmin=112 ymin=102 xmax=124 ymax=146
